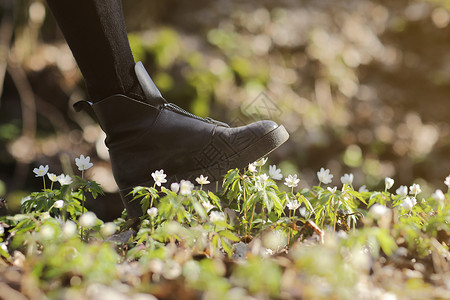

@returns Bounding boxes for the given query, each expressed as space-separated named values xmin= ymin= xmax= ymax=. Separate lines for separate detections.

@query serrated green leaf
xmin=208 ymin=191 xmax=223 ymax=210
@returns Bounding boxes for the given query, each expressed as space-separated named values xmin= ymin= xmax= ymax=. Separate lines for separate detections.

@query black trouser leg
xmin=46 ymin=0 xmax=144 ymax=103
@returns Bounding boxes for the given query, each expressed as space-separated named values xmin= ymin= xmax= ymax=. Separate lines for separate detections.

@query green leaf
xmin=211 ymin=234 xmax=220 ymax=253
xmin=267 ymin=190 xmax=283 ymax=214
xmin=219 ymin=230 xmax=240 ymax=242
xmin=192 ymin=199 xmax=207 ymax=220
xmin=376 ymin=228 xmax=398 ymax=256
xmin=131 ymin=186 xmax=146 ymax=196
xmin=140 ymin=195 xmax=150 ymax=213
xmin=262 ymin=191 xmax=273 ymax=213
xmin=213 ymin=220 xmax=233 ymax=229
xmin=245 ymin=194 xmax=258 ymax=207
xmin=222 ymin=169 xmax=240 ymax=191
xmin=220 ymin=236 xmax=233 ymax=257
xmin=347 ymin=190 xmax=367 ymax=204
xmin=299 ymin=194 xmax=315 ymax=214
xmin=85 ymin=180 xmax=104 ymax=198
xmin=208 ymin=191 xmax=223 ymax=210
xmin=0 ymin=244 xmax=11 ymax=261
xmin=7 ymin=214 xmax=31 ymax=222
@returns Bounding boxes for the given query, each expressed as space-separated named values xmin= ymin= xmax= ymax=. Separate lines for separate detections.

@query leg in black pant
xmin=46 ymin=0 xmax=289 ymax=219
xmin=46 ymin=0 xmax=144 ymax=102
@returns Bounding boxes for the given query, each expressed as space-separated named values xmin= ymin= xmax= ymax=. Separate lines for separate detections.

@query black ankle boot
xmin=74 ymin=62 xmax=289 ymax=218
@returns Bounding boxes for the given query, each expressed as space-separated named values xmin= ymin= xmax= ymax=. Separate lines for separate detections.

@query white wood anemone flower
xmin=33 ymin=165 xmax=49 ymax=177
xmin=75 ymin=155 xmax=93 ymax=171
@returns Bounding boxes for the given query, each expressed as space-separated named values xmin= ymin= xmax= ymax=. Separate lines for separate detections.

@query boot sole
xmin=120 ymin=124 xmax=289 ymax=217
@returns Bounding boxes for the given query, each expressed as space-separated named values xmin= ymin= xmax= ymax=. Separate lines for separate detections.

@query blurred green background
xmin=1 ymin=0 xmax=450 ymax=219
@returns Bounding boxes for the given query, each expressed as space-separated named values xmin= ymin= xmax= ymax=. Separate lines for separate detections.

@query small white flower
xmin=54 ymin=200 xmax=64 ymax=209
xmin=327 ymin=186 xmax=337 ymax=193
xmin=151 ymin=169 xmax=167 ymax=187
xmin=171 ymin=182 xmax=180 ymax=193
xmin=299 ymin=207 xmax=307 ymax=217
xmin=75 ymin=155 xmax=93 ymax=171
xmin=183 ymin=260 xmax=201 ymax=282
xmin=409 ymin=184 xmax=421 ymax=196
xmin=209 ymin=211 xmax=225 ymax=223
xmin=383 ymin=292 xmax=398 ymax=300
xmin=21 ymin=196 xmax=31 ymax=205
xmin=369 ymin=204 xmax=390 ymax=219
xmin=180 ymin=180 xmax=194 ymax=196
xmin=284 ymin=174 xmax=300 ymax=188
xmin=268 ymin=165 xmax=283 ymax=180
xmin=54 ymin=216 xmax=63 ymax=226
xmin=0 ymin=242 xmax=7 ymax=253
xmin=195 ymin=175 xmax=210 ymax=185
xmin=264 ymin=248 xmax=274 ymax=256
xmin=340 ymin=173 xmax=354 ymax=185
xmin=396 ymin=185 xmax=408 ymax=197
xmin=257 ymin=174 xmax=269 ymax=184
xmin=317 ymin=168 xmax=333 ymax=184
xmin=432 ymin=189 xmax=445 ymax=203
xmin=358 ymin=185 xmax=368 ymax=193
xmin=0 ymin=225 xmax=4 ymax=235
xmin=79 ymin=212 xmax=97 ymax=228
xmin=57 ymin=174 xmax=73 ymax=185
xmin=62 ymin=221 xmax=77 ymax=238
xmin=39 ymin=224 xmax=55 ymax=239
xmin=47 ymin=173 xmax=58 ymax=182
xmin=163 ymin=260 xmax=182 ymax=280
xmin=149 ymin=259 xmax=165 ymax=274
xmin=445 ymin=175 xmax=450 ymax=188
xmin=101 ymin=222 xmax=116 ymax=236
xmin=248 ymin=163 xmax=257 ymax=173
xmin=400 ymin=197 xmax=415 ymax=211
xmin=286 ymin=200 xmax=300 ymax=210
xmin=254 ymin=157 xmax=268 ymax=167
xmin=335 ymin=232 xmax=348 ymax=241
xmin=262 ymin=229 xmax=287 ymax=251
xmin=147 ymin=207 xmax=158 ymax=218
xmin=201 ymin=201 xmax=214 ymax=212
xmin=33 ymin=165 xmax=49 ymax=177
xmin=385 ymin=177 xmax=394 ymax=190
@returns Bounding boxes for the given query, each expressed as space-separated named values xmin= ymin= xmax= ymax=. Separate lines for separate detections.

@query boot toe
xmin=249 ymin=120 xmax=279 ymax=135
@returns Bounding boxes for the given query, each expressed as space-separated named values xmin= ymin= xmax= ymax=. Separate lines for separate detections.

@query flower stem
xmin=80 ymin=169 xmax=86 ymax=214
xmin=321 ymin=210 xmax=325 ymax=229
xmin=287 ymin=227 xmax=291 ymax=246
xmin=243 ymin=179 xmax=247 ymax=236
xmin=43 ymin=177 xmax=49 ymax=209
xmin=332 ymin=196 xmax=338 ymax=232
xmin=81 ymin=188 xmax=86 ymax=214
xmin=248 ymin=203 xmax=257 ymax=233
xmin=62 ymin=207 xmax=66 ymax=223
